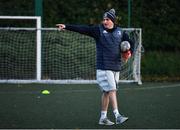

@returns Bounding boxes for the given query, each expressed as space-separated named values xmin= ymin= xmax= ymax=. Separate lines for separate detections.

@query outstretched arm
xmin=56 ymin=24 xmax=99 ymax=38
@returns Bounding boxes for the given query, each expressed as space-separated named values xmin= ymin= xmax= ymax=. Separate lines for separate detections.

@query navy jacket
xmin=65 ymin=24 xmax=134 ymax=71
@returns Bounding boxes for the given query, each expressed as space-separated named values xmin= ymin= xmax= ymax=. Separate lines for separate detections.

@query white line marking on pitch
xmin=123 ymin=83 xmax=180 ymax=91
xmin=0 ymin=83 xmax=179 ymax=94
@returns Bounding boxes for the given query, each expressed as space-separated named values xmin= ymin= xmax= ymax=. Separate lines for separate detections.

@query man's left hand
xmin=122 ymin=50 xmax=131 ymax=63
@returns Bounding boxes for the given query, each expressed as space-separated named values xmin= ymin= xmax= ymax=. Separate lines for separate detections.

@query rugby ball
xmin=121 ymin=41 xmax=131 ymax=52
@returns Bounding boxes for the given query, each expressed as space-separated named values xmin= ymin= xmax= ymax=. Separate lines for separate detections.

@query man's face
xmin=102 ymin=18 xmax=114 ymax=29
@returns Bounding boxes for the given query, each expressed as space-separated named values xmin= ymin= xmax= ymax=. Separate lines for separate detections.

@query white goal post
xmin=0 ymin=16 xmax=42 ymax=82
xmin=0 ymin=16 xmax=142 ymax=84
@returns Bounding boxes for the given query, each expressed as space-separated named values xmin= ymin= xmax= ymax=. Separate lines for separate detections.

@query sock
xmin=113 ymin=109 xmax=120 ymax=118
xmin=100 ymin=111 xmax=107 ymax=119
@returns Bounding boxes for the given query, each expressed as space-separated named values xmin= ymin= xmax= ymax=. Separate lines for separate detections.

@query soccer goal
xmin=0 ymin=16 xmax=42 ymax=83
xmin=0 ymin=16 xmax=142 ymax=84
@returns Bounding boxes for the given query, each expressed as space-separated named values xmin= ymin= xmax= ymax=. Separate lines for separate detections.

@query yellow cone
xmin=42 ymin=90 xmax=50 ymax=94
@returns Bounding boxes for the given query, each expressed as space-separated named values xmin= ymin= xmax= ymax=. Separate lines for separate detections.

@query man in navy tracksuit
xmin=57 ymin=8 xmax=133 ymax=125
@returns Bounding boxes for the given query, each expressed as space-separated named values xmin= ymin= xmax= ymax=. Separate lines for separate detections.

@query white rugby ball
xmin=121 ymin=41 xmax=131 ymax=52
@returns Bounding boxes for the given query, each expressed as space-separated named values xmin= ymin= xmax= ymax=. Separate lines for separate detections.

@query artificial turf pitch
xmin=0 ymin=82 xmax=180 ymax=129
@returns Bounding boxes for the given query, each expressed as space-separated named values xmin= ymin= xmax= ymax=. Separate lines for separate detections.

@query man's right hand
xmin=56 ymin=24 xmax=66 ymax=30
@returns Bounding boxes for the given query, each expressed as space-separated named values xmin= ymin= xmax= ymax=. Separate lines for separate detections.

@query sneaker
xmin=116 ymin=115 xmax=128 ymax=124
xmin=99 ymin=117 xmax=115 ymax=125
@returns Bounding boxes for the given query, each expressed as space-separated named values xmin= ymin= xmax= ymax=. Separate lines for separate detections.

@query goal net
xmin=0 ymin=16 xmax=142 ymax=84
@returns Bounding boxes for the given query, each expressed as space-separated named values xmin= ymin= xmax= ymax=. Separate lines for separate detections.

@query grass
xmin=0 ymin=82 xmax=180 ymax=129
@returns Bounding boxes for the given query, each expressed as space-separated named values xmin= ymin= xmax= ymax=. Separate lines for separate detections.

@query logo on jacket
xmin=117 ymin=31 xmax=121 ymax=36
xmin=103 ymin=30 xmax=108 ymax=33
